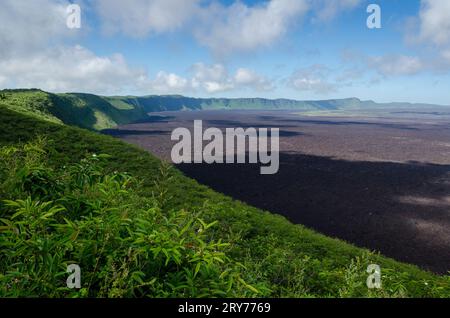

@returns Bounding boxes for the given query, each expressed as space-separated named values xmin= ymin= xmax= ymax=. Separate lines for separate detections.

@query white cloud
xmin=234 ymin=68 xmax=274 ymax=91
xmin=92 ymin=0 xmax=362 ymax=55
xmin=0 ymin=0 xmax=74 ymax=58
xmin=0 ymin=0 xmax=379 ymax=95
xmin=340 ymin=50 xmax=430 ymax=78
xmin=0 ymin=0 xmax=263 ymax=96
xmin=0 ymin=46 xmax=146 ymax=95
xmin=195 ymin=0 xmax=308 ymax=54
xmin=145 ymin=63 xmax=273 ymax=94
xmin=149 ymin=71 xmax=189 ymax=93
xmin=191 ymin=63 xmax=229 ymax=85
xmin=0 ymin=0 xmax=144 ymax=95
xmin=190 ymin=64 xmax=273 ymax=93
xmin=95 ymin=0 xmax=201 ymax=37
xmin=312 ymin=0 xmax=361 ymax=22
xmin=368 ymin=55 xmax=424 ymax=76
xmin=288 ymin=65 xmax=338 ymax=94
xmin=0 ymin=47 xmax=272 ymax=95
xmin=190 ymin=63 xmax=234 ymax=93
xmin=95 ymin=0 xmax=309 ymax=54
xmin=400 ymin=0 xmax=450 ymax=75
xmin=418 ymin=0 xmax=450 ymax=46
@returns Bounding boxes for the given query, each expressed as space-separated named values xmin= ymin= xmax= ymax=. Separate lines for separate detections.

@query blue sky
xmin=1 ymin=0 xmax=450 ymax=104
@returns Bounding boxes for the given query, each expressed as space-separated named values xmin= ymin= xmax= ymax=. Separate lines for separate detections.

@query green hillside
xmin=107 ymin=95 xmax=366 ymax=112
xmin=53 ymin=93 xmax=148 ymax=130
xmin=0 ymin=89 xmax=148 ymax=131
xmin=105 ymin=95 xmax=448 ymax=113
xmin=0 ymin=96 xmax=449 ymax=297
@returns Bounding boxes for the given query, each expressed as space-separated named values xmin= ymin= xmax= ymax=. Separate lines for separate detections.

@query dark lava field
xmin=104 ymin=110 xmax=450 ymax=274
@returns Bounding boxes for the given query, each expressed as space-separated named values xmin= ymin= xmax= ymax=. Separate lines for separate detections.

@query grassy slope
xmin=0 ymin=89 xmax=63 ymax=124
xmin=0 ymin=104 xmax=448 ymax=297
xmin=0 ymin=90 xmax=148 ymax=131
xmin=55 ymin=93 xmax=148 ymax=130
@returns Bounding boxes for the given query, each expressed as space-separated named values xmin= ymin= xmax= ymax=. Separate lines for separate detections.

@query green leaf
xmin=194 ymin=262 xmax=202 ymax=278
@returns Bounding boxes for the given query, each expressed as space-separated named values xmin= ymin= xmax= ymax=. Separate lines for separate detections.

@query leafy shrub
xmin=0 ymin=140 xmax=258 ymax=298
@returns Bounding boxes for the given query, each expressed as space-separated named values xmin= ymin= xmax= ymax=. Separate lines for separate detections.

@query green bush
xmin=0 ymin=140 xmax=258 ymax=298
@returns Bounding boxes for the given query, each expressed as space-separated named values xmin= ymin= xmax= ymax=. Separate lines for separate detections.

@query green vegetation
xmin=54 ymin=93 xmax=148 ymax=130
xmin=106 ymin=95 xmax=366 ymax=112
xmin=0 ymin=101 xmax=449 ymax=298
xmin=0 ymin=89 xmax=63 ymax=125
xmin=102 ymin=95 xmax=446 ymax=113
xmin=0 ymin=89 xmax=148 ymax=131
xmin=0 ymin=140 xmax=255 ymax=297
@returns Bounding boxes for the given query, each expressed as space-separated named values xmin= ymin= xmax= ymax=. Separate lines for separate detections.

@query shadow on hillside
xmin=177 ymin=152 xmax=450 ymax=274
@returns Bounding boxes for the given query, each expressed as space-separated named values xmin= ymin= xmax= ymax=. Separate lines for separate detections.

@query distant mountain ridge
xmin=0 ymin=89 xmax=447 ymax=131
xmin=107 ymin=95 xmax=448 ymax=112
xmin=111 ymin=95 xmax=363 ymax=112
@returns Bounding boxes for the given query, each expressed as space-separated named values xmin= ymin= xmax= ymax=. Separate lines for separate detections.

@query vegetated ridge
xmin=1 ymin=89 xmax=446 ymax=131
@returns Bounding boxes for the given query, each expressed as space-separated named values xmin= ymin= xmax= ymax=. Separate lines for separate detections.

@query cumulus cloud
xmin=147 ymin=63 xmax=273 ymax=94
xmin=147 ymin=71 xmax=190 ymax=94
xmin=92 ymin=0 xmax=361 ymax=55
xmin=96 ymin=0 xmax=308 ymax=54
xmin=94 ymin=0 xmax=309 ymax=53
xmin=418 ymin=0 xmax=450 ymax=46
xmin=367 ymin=55 xmax=424 ymax=77
xmin=0 ymin=47 xmax=271 ymax=95
xmin=332 ymin=1 xmax=450 ymax=79
xmin=190 ymin=63 xmax=234 ymax=93
xmin=0 ymin=0 xmax=381 ymax=95
xmin=339 ymin=49 xmax=431 ymax=79
xmin=149 ymin=63 xmax=235 ymax=94
xmin=234 ymin=68 xmax=274 ymax=91
xmin=0 ymin=46 xmax=147 ymax=95
xmin=400 ymin=0 xmax=450 ymax=74
xmin=0 ymin=0 xmax=279 ymax=95
xmin=312 ymin=0 xmax=361 ymax=22
xmin=0 ymin=0 xmax=149 ymax=95
xmin=194 ymin=0 xmax=308 ymax=55
xmin=288 ymin=65 xmax=338 ymax=94
xmin=0 ymin=0 xmax=74 ymax=58
xmin=95 ymin=0 xmax=201 ymax=37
